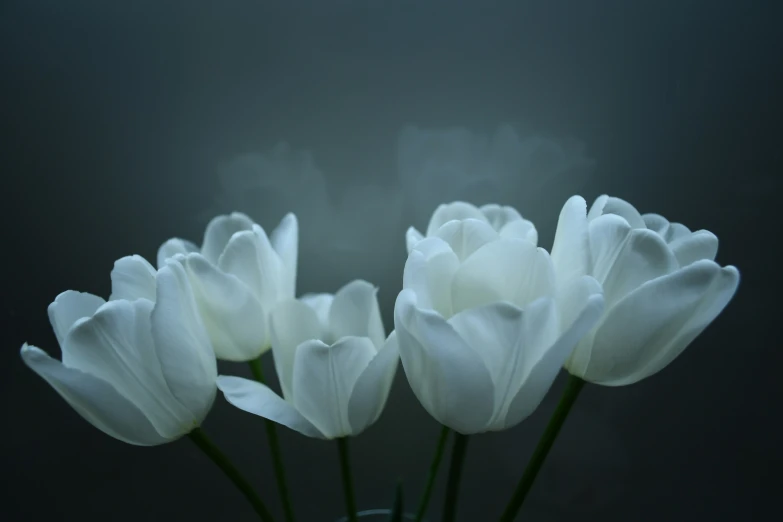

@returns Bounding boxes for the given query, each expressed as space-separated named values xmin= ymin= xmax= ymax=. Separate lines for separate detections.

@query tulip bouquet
xmin=21 ymin=195 xmax=739 ymax=522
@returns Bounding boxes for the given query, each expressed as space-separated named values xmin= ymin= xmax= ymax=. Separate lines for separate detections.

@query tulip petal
xmin=179 ymin=253 xmax=268 ymax=361
xmin=641 ymin=213 xmax=670 ymax=236
xmin=348 ymin=331 xmax=400 ymax=434
xmin=551 ymin=195 xmax=590 ymax=285
xmin=291 ymin=337 xmax=376 ymax=438
xmin=201 ymin=212 xmax=255 ymax=264
xmin=157 ymin=238 xmax=199 ymax=269
xmin=270 ymin=299 xmax=323 ymax=400
xmin=631 ymin=264 xmax=739 ymax=382
xmin=590 ymin=195 xmax=646 ymax=229
xmin=109 ymin=255 xmax=157 ymax=302
xmin=269 ymin=213 xmax=298 ymax=297
xmin=300 ymin=293 xmax=334 ymax=332
xmin=329 ymin=280 xmax=386 ymax=350
xmin=405 ymin=227 xmax=425 ymax=254
xmin=584 ymin=260 xmax=731 ymax=385
xmin=151 ymin=262 xmax=217 ymax=423
xmin=433 ymin=218 xmax=498 ymax=261
xmin=62 ymin=299 xmax=190 ymax=438
xmin=394 ymin=290 xmax=495 ymax=434
xmin=403 ymin=238 xmax=460 ymax=318
xmin=452 ymin=239 xmax=555 ymax=313
xmin=664 ymin=222 xmax=692 ymax=243
xmin=217 ymin=376 xmax=324 ymax=438
xmin=21 ymin=344 xmax=169 ymax=445
xmin=47 ymin=291 xmax=105 ymax=347
xmin=425 ymin=202 xmax=487 ymax=237
xmin=668 ymin=230 xmax=719 ymax=266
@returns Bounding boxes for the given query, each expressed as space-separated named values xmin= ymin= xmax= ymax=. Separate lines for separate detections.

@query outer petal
xmin=21 ymin=344 xmax=169 ymax=445
xmin=47 ymin=291 xmax=105 ymax=347
xmin=201 ymin=212 xmax=255 ymax=264
xmin=579 ymin=260 xmax=733 ymax=385
xmin=433 ymin=218 xmax=498 ymax=261
xmin=300 ymin=293 xmax=334 ymax=333
xmin=157 ymin=238 xmax=199 ymax=269
xmin=178 ymin=253 xmax=268 ymax=361
xmin=347 ymin=332 xmax=400 ymax=434
xmin=405 ymin=227 xmax=425 ymax=254
xmin=451 ymin=239 xmax=555 ymax=313
xmin=394 ymin=289 xmax=495 ymax=434
xmin=291 ymin=337 xmax=376 ymax=438
xmin=270 ymin=299 xmax=323 ymax=400
xmin=62 ymin=299 xmax=191 ymax=438
xmin=269 ymin=213 xmax=299 ymax=298
xmin=151 ymin=261 xmax=218 ymax=424
xmin=109 ymin=255 xmax=157 ymax=302
xmin=641 ymin=213 xmax=670 ymax=236
xmin=425 ymin=202 xmax=487 ymax=237
xmin=217 ymin=376 xmax=324 ymax=438
xmin=329 ymin=280 xmax=386 ymax=350
xmin=589 ymin=195 xmax=646 ymax=229
xmin=551 ymin=195 xmax=590 ymax=285
xmin=403 ymin=237 xmax=460 ymax=318
xmin=668 ymin=230 xmax=719 ymax=266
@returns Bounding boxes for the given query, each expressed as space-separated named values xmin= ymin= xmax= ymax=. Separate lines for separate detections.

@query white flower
xmin=551 ymin=195 xmax=740 ymax=386
xmin=405 ymin=201 xmax=538 ymax=253
xmin=394 ymin=217 xmax=604 ymax=434
xmin=217 ymin=280 xmax=399 ymax=439
xmin=21 ymin=256 xmax=217 ymax=446
xmin=157 ymin=212 xmax=298 ymax=361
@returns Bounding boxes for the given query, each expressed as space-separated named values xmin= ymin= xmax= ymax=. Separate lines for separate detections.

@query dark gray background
xmin=2 ymin=1 xmax=781 ymax=521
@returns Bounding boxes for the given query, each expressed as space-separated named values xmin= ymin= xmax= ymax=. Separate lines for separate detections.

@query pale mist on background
xmin=202 ymin=124 xmax=594 ymax=299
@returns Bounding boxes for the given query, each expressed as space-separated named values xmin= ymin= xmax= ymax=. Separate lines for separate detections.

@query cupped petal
xmin=589 ymin=195 xmax=646 ymax=229
xmin=269 ymin=213 xmax=298 ymax=297
xmin=433 ymin=218 xmax=499 ymax=262
xmin=218 ymin=225 xmax=288 ymax=308
xmin=668 ymin=230 xmax=719 ymax=266
xmin=642 ymin=213 xmax=670 ymax=236
xmin=425 ymin=202 xmax=487 ymax=237
xmin=157 ymin=238 xmax=199 ymax=269
xmin=452 ymin=238 xmax=555 ymax=313
xmin=177 ymin=253 xmax=268 ymax=361
xmin=47 ymin=291 xmax=105 ymax=347
xmin=300 ymin=293 xmax=334 ymax=332
xmin=551 ymin=195 xmax=590 ymax=285
xmin=405 ymin=227 xmax=425 ymax=254
xmin=595 ymin=227 xmax=678 ymax=305
xmin=479 ymin=205 xmax=538 ymax=243
xmin=664 ymin=222 xmax=692 ymax=243
xmin=578 ymin=260 xmax=732 ymax=385
xmin=291 ymin=337 xmax=377 ymax=438
xmin=270 ymin=299 xmax=323 ymax=400
xmin=498 ymin=218 xmax=538 ymax=244
xmin=623 ymin=264 xmax=739 ymax=383
xmin=217 ymin=376 xmax=324 ymax=438
xmin=109 ymin=255 xmax=157 ymax=302
xmin=201 ymin=212 xmax=255 ymax=264
xmin=21 ymin=344 xmax=169 ymax=445
xmin=347 ymin=332 xmax=400 ymax=434
xmin=394 ymin=289 xmax=495 ymax=434
xmin=61 ymin=299 xmax=191 ymax=439
xmin=329 ymin=280 xmax=386 ymax=350
xmin=504 ymin=279 xmax=604 ymax=429
xmin=403 ymin=237 xmax=460 ymax=318
xmin=151 ymin=261 xmax=217 ymax=423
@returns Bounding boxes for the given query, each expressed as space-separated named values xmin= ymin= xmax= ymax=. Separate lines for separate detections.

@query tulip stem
xmin=337 ymin=437 xmax=359 ymax=522
xmin=441 ymin=432 xmax=469 ymax=522
xmin=414 ymin=425 xmax=450 ymax=522
xmin=249 ymin=356 xmax=296 ymax=522
xmin=188 ymin=427 xmax=276 ymax=522
xmin=498 ymin=374 xmax=586 ymax=522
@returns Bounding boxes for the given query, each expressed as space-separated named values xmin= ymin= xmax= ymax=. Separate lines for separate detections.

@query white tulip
xmin=217 ymin=280 xmax=399 ymax=439
xmin=21 ymin=256 xmax=217 ymax=446
xmin=394 ymin=217 xmax=605 ymax=434
xmin=551 ymin=195 xmax=740 ymax=386
xmin=405 ymin=201 xmax=538 ymax=254
xmin=157 ymin=212 xmax=298 ymax=361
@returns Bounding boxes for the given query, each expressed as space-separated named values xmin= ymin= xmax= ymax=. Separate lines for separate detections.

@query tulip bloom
xmin=158 ymin=212 xmax=298 ymax=361
xmin=218 ymin=280 xmax=399 ymax=439
xmin=551 ymin=195 xmax=740 ymax=386
xmin=21 ymin=256 xmax=217 ymax=445
xmin=394 ymin=217 xmax=605 ymax=434
xmin=405 ymin=201 xmax=538 ymax=253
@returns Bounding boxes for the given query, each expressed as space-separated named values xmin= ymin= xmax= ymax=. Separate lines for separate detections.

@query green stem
xmin=248 ymin=356 xmax=296 ymax=522
xmin=441 ymin=432 xmax=469 ymax=522
xmin=337 ymin=437 xmax=358 ymax=522
xmin=188 ymin=427 xmax=276 ymax=522
xmin=498 ymin=374 xmax=586 ymax=522
xmin=414 ymin=426 xmax=450 ymax=522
